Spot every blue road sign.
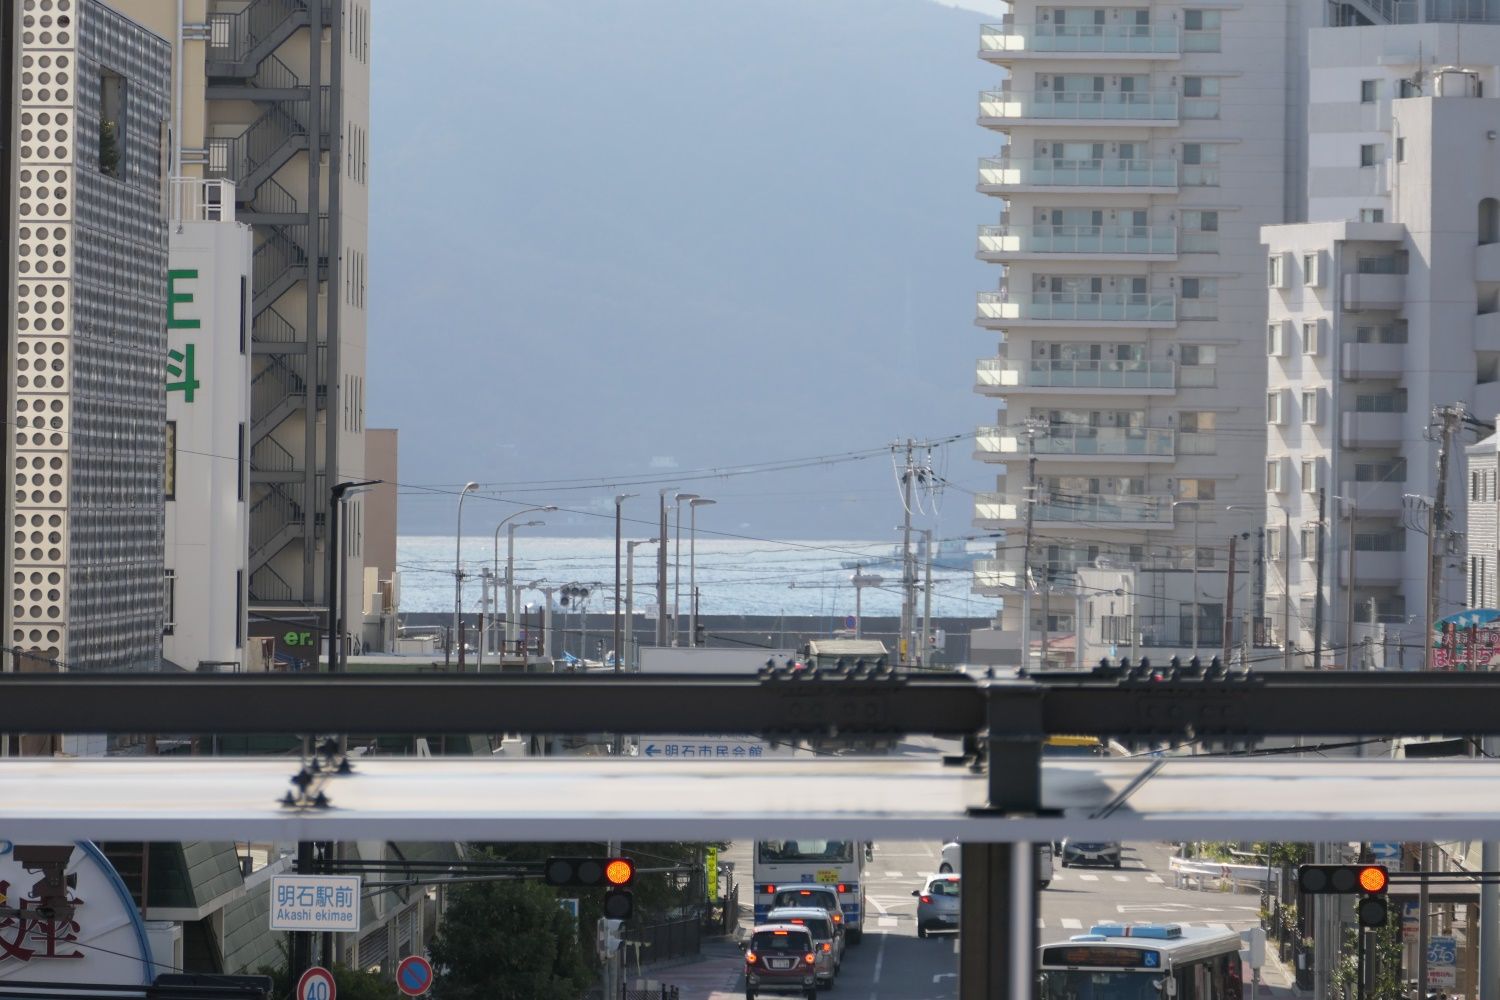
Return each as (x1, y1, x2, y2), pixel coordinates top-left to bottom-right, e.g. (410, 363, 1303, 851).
(396, 955, 433, 997)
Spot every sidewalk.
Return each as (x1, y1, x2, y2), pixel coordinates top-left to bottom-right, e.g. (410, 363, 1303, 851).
(626, 937, 744, 1000)
(1254, 938, 1307, 999)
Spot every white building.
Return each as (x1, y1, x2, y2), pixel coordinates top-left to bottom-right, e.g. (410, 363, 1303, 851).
(1464, 433, 1497, 611)
(971, 1, 1293, 665)
(162, 178, 252, 672)
(1262, 24, 1500, 666)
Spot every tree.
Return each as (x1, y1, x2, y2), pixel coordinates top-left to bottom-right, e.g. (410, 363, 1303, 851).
(429, 877, 592, 1000)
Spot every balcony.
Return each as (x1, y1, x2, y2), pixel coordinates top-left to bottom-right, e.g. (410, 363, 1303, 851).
(979, 22, 1181, 60)
(972, 557, 1019, 597)
(1342, 272, 1407, 311)
(975, 359, 1176, 395)
(972, 491, 1175, 529)
(978, 91, 1179, 128)
(978, 157, 1178, 194)
(975, 424, 1175, 463)
(1340, 410, 1405, 448)
(1341, 342, 1406, 380)
(1340, 548, 1407, 587)
(1339, 480, 1405, 517)
(977, 224, 1177, 262)
(1477, 312, 1500, 353)
(977, 292, 1177, 328)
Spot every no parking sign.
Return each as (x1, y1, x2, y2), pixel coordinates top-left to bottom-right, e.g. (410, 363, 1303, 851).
(396, 955, 434, 996)
(296, 967, 336, 1000)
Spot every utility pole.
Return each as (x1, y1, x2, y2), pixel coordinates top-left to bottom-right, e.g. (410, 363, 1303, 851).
(656, 490, 670, 647)
(1313, 489, 1326, 670)
(899, 439, 917, 666)
(1428, 403, 1465, 669)
(1344, 498, 1357, 671)
(1017, 419, 1045, 670)
(1223, 534, 1237, 665)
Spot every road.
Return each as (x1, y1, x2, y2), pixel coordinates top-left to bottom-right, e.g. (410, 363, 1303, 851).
(657, 840, 1291, 1000)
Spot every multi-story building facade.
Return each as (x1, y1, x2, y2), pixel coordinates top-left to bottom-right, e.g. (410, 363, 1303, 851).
(1464, 432, 1497, 612)
(7, 0, 173, 673)
(971, 1, 1292, 664)
(113, 0, 371, 664)
(1262, 23, 1500, 666)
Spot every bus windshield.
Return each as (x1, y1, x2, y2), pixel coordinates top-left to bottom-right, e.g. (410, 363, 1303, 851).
(1038, 970, 1165, 1000)
(756, 840, 855, 863)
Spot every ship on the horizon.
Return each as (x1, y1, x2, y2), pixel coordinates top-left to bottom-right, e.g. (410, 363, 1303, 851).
(839, 536, 995, 572)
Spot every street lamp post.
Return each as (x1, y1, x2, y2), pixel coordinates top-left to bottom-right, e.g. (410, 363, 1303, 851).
(326, 480, 380, 672)
(673, 492, 699, 645)
(689, 498, 715, 647)
(849, 565, 884, 639)
(1172, 500, 1201, 657)
(451, 482, 480, 668)
(1229, 503, 1294, 670)
(491, 505, 557, 657)
(625, 539, 658, 671)
(614, 494, 638, 670)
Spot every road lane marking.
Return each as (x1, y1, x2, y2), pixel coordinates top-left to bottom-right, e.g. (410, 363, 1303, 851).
(1146, 874, 1165, 883)
(1113, 875, 1129, 882)
(1078, 874, 1100, 881)
(883, 871, 904, 878)
(878, 917, 897, 927)
(871, 923, 887, 995)
(1061, 917, 1083, 929)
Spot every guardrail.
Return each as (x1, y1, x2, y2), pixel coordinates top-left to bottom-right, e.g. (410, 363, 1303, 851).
(1169, 856, 1280, 892)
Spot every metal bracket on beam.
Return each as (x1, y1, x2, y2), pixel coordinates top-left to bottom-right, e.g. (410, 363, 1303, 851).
(970, 683, 1058, 816)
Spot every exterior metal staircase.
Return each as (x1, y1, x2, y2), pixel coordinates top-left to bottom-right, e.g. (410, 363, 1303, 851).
(206, 0, 309, 78)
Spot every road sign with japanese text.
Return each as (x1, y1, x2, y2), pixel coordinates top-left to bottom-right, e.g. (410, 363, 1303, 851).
(270, 874, 362, 932)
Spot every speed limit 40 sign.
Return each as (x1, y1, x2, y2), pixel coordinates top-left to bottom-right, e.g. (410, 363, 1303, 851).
(297, 967, 337, 1000)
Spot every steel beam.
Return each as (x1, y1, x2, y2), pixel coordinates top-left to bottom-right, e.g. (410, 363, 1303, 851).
(959, 842, 1036, 999)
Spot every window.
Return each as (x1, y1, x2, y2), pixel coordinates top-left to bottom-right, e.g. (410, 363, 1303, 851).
(1183, 9, 1222, 50)
(1360, 144, 1380, 167)
(1301, 525, 1319, 558)
(1268, 322, 1287, 356)
(1267, 391, 1285, 424)
(1181, 276, 1217, 302)
(1355, 458, 1406, 482)
(1267, 458, 1286, 492)
(1303, 321, 1322, 356)
(164, 421, 177, 500)
(1360, 208, 1386, 223)
(1268, 255, 1286, 288)
(1475, 471, 1483, 502)
(1399, 78, 1419, 98)
(1355, 390, 1407, 413)
(236, 569, 244, 648)
(1181, 210, 1219, 252)
(1267, 527, 1284, 560)
(1181, 143, 1220, 186)
(164, 569, 176, 636)
(1180, 344, 1216, 366)
(1302, 390, 1321, 424)
(1361, 79, 1378, 103)
(98, 70, 125, 178)
(1396, 137, 1405, 163)
(1179, 411, 1217, 433)
(1177, 479, 1216, 500)
(1304, 252, 1324, 287)
(238, 423, 246, 501)
(1356, 322, 1407, 344)
(1182, 76, 1221, 118)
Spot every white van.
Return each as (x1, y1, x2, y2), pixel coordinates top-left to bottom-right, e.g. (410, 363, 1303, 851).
(939, 841, 1053, 889)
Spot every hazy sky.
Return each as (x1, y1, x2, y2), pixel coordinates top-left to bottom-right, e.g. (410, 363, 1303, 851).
(367, 0, 1002, 540)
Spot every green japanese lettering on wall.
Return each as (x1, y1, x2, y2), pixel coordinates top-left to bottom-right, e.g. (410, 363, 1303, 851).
(166, 269, 201, 329)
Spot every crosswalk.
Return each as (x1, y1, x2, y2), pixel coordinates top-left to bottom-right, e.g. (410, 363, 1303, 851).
(1038, 918, 1249, 931)
(885, 870, 1165, 884)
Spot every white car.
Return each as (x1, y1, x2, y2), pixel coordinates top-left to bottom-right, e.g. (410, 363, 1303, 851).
(939, 841, 1052, 888)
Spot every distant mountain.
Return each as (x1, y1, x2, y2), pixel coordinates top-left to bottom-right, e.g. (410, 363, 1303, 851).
(369, 0, 998, 538)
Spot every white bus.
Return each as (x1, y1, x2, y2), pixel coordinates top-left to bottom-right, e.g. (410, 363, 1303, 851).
(1037, 923, 1244, 1000)
(753, 839, 869, 944)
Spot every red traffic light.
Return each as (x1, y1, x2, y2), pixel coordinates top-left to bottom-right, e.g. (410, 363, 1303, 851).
(1358, 865, 1388, 893)
(605, 858, 635, 887)
(1297, 864, 1388, 895)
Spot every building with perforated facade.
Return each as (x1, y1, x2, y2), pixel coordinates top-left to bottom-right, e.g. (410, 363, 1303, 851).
(7, 0, 173, 672)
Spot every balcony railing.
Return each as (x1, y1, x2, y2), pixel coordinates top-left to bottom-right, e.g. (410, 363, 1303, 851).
(976, 491, 1175, 525)
(972, 558, 1019, 593)
(979, 157, 1178, 189)
(978, 358, 1176, 390)
(979, 90, 1179, 122)
(1026, 425, 1176, 458)
(978, 292, 1177, 324)
(980, 22, 1181, 55)
(977, 224, 1177, 256)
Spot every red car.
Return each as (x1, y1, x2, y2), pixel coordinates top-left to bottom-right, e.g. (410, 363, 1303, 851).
(744, 923, 820, 999)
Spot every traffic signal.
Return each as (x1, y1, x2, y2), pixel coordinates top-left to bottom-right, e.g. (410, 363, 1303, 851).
(544, 856, 636, 888)
(604, 888, 634, 920)
(1297, 864, 1389, 928)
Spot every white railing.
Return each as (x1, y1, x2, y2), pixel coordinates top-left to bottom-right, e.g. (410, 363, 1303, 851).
(169, 176, 237, 223)
(1015, 359, 1176, 389)
(979, 157, 1178, 189)
(978, 224, 1177, 256)
(980, 90, 1179, 122)
(1033, 494, 1174, 524)
(1027, 425, 1176, 458)
(978, 292, 1177, 323)
(980, 22, 1181, 54)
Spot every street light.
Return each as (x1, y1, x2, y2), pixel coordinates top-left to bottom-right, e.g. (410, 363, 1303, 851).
(614, 493, 638, 672)
(492, 505, 557, 656)
(1229, 503, 1294, 671)
(688, 498, 716, 647)
(452, 482, 480, 668)
(624, 538, 658, 671)
(326, 479, 380, 672)
(673, 492, 699, 645)
(1172, 500, 1202, 657)
(849, 565, 884, 639)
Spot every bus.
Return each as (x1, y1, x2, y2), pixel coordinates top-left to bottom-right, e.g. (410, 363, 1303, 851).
(1037, 923, 1243, 1000)
(753, 839, 869, 944)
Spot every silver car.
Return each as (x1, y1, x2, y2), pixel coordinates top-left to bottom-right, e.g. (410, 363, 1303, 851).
(766, 906, 840, 986)
(912, 873, 960, 938)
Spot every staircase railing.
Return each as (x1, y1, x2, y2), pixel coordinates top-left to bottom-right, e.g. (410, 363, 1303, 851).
(208, 0, 308, 66)
(249, 482, 304, 555)
(251, 436, 298, 475)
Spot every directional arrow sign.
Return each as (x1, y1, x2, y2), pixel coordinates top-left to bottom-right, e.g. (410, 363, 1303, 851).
(644, 744, 659, 757)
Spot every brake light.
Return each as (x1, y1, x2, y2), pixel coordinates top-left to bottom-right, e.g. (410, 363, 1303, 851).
(798, 890, 812, 896)
(836, 883, 847, 893)
(831, 913, 842, 923)
(746, 951, 758, 965)
(791, 918, 805, 924)
(920, 894, 933, 904)
(764, 884, 775, 894)
(822, 942, 831, 953)
(805, 952, 816, 965)
(773, 930, 789, 936)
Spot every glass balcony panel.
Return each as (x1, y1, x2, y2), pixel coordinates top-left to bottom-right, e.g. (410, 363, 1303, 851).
(972, 558, 1018, 592)
(1024, 359, 1175, 389)
(1032, 494, 1173, 524)
(1178, 365, 1217, 388)
(979, 157, 1178, 189)
(1024, 293, 1176, 323)
(1026, 425, 1176, 457)
(978, 225, 1177, 256)
(981, 22, 1181, 54)
(1183, 31, 1222, 52)
(979, 90, 1179, 121)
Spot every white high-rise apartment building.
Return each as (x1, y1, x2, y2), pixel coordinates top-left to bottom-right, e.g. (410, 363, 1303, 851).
(1263, 23, 1500, 667)
(971, 2, 1292, 665)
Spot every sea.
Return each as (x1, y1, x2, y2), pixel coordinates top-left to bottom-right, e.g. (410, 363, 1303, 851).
(396, 535, 995, 619)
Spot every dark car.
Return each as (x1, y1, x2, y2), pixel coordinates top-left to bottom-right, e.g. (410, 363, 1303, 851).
(1059, 839, 1122, 868)
(744, 923, 819, 999)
